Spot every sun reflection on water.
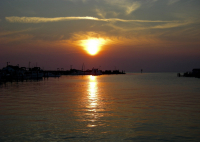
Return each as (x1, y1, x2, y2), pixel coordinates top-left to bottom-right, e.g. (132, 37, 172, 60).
(88, 76, 98, 109)
(86, 75, 100, 127)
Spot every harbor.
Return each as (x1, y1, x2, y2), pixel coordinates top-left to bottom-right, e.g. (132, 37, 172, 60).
(0, 64, 125, 82)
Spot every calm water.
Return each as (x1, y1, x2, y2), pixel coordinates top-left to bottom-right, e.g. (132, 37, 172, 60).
(0, 73, 200, 141)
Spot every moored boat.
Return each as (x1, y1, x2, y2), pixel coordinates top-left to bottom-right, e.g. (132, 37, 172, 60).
(91, 68, 102, 76)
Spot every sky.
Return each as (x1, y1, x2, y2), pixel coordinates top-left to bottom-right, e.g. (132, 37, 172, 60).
(0, 0, 200, 72)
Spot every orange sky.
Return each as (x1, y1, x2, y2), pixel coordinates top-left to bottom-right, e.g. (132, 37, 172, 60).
(0, 0, 200, 72)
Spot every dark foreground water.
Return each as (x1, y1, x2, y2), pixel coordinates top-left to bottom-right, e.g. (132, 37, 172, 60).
(0, 73, 200, 141)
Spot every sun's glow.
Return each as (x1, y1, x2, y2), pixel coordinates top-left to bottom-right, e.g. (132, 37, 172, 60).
(80, 38, 106, 55)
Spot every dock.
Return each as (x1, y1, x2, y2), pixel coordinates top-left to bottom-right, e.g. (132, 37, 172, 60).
(178, 68, 200, 78)
(0, 65, 126, 82)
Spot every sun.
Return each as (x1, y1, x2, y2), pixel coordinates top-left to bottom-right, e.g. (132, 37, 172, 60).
(80, 38, 106, 56)
(86, 39, 100, 55)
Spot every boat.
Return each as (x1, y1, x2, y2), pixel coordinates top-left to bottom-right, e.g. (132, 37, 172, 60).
(46, 72, 61, 77)
(25, 71, 43, 79)
(91, 68, 102, 76)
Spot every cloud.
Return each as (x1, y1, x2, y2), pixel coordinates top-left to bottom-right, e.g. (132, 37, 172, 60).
(0, 28, 38, 36)
(125, 2, 141, 15)
(6, 16, 174, 23)
(168, 0, 180, 5)
(101, 19, 192, 32)
(104, 0, 141, 15)
(5, 16, 98, 23)
(95, 8, 120, 19)
(68, 0, 88, 3)
(152, 21, 191, 29)
(95, 9, 107, 19)
(104, 18, 174, 23)
(0, 34, 34, 44)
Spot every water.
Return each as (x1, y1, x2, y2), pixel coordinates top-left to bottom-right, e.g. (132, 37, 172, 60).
(0, 73, 200, 141)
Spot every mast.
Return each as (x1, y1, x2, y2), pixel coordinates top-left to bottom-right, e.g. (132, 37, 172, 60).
(82, 63, 85, 71)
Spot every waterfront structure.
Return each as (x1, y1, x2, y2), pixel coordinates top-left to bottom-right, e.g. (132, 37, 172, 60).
(1, 64, 126, 82)
(178, 68, 200, 78)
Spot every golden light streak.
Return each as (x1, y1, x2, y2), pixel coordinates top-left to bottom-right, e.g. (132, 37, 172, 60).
(86, 75, 105, 128)
(88, 76, 97, 101)
(86, 75, 98, 127)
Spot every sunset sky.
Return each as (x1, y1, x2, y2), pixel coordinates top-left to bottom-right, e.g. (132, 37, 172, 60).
(0, 0, 200, 72)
